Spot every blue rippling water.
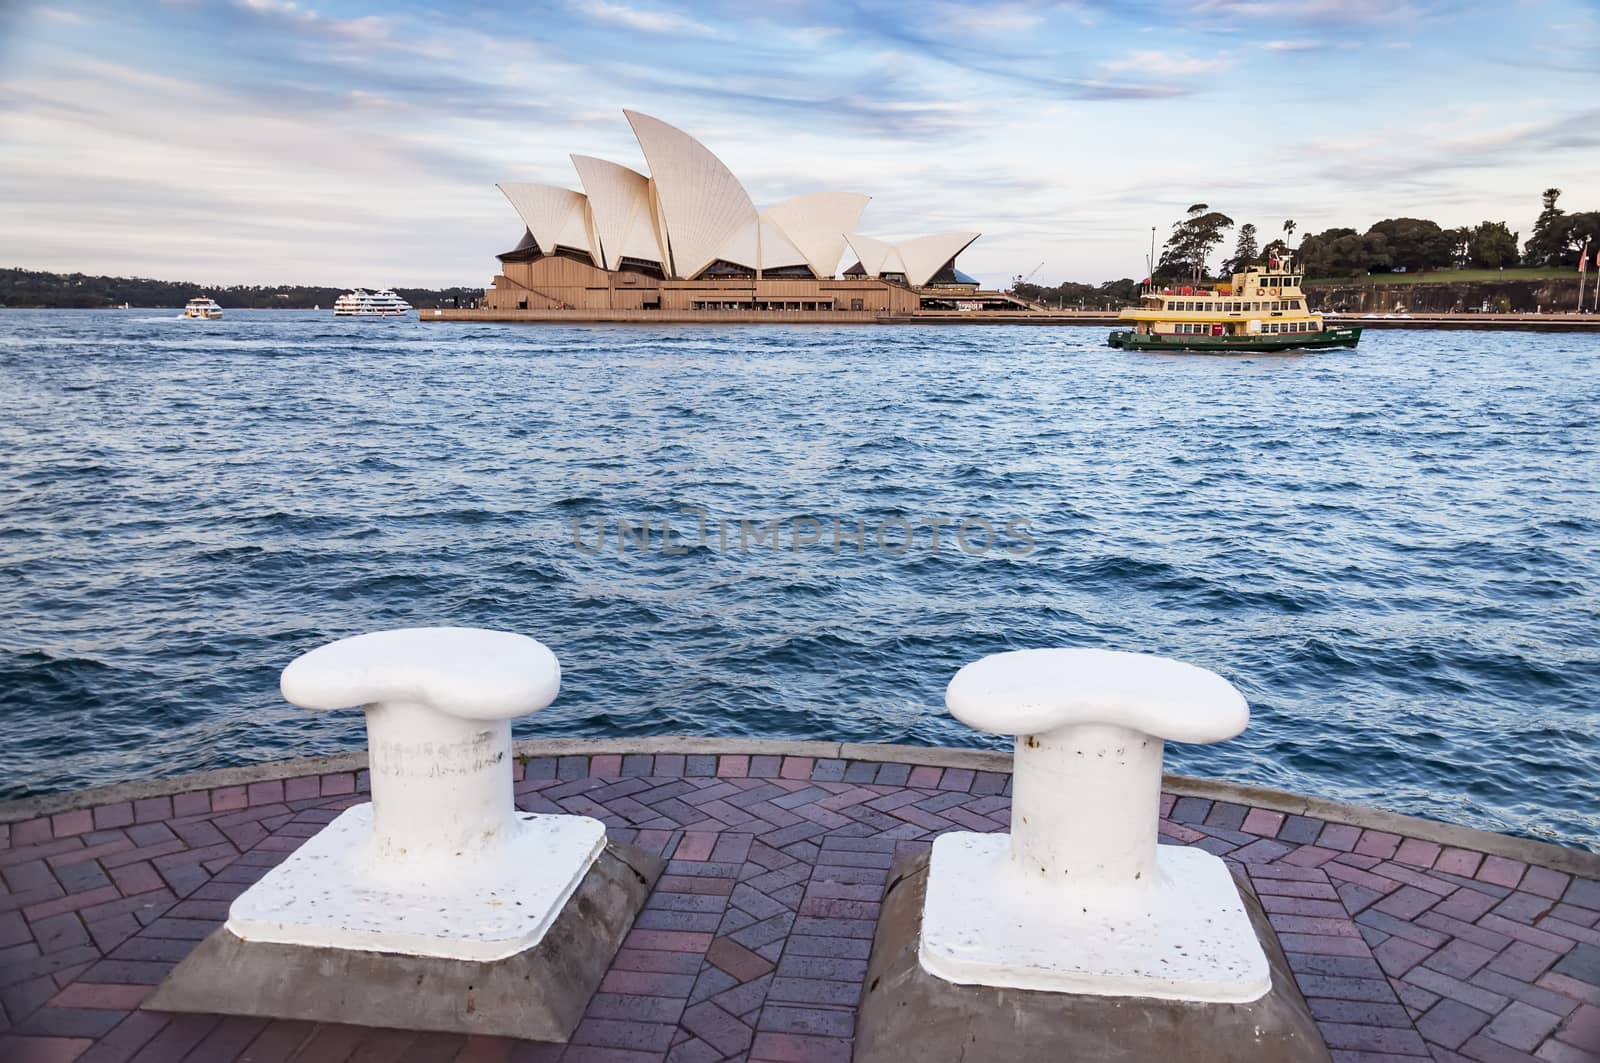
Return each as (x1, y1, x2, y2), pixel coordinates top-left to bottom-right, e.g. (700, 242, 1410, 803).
(1, 310, 1596, 850)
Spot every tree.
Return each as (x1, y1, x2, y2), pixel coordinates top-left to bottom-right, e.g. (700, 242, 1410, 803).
(1282, 219, 1297, 247)
(1365, 218, 1453, 271)
(1297, 228, 1357, 277)
(1468, 221, 1519, 269)
(1157, 203, 1235, 280)
(1524, 188, 1567, 265)
(1222, 223, 1259, 275)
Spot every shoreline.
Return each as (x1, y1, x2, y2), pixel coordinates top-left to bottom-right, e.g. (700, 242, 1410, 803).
(416, 306, 1600, 330)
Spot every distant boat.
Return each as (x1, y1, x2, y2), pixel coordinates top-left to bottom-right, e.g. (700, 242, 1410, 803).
(183, 296, 223, 319)
(333, 288, 412, 317)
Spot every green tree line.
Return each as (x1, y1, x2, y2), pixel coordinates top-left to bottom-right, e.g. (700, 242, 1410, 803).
(0, 268, 484, 309)
(1017, 189, 1600, 298)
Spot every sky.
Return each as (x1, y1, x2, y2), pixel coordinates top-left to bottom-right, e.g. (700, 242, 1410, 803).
(1, 0, 1596, 290)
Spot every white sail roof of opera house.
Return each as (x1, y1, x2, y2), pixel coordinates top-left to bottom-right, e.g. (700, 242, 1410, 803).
(496, 182, 598, 263)
(844, 231, 981, 288)
(568, 155, 662, 270)
(495, 110, 980, 285)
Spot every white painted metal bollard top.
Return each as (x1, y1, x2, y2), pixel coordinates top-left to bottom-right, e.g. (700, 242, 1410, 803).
(920, 647, 1271, 1002)
(225, 627, 607, 961)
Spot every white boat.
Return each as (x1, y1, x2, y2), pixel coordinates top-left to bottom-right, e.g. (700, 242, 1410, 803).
(333, 288, 412, 317)
(183, 296, 223, 319)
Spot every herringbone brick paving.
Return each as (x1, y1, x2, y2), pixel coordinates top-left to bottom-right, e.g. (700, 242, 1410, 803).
(1, 754, 1596, 1062)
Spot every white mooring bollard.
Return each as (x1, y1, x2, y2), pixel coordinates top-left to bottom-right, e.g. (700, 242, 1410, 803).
(920, 647, 1271, 1002)
(224, 627, 607, 961)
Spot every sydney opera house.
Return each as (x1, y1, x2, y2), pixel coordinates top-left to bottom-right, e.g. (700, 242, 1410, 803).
(452, 110, 1037, 322)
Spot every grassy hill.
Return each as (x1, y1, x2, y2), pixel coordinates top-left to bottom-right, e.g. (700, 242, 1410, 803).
(1305, 267, 1573, 287)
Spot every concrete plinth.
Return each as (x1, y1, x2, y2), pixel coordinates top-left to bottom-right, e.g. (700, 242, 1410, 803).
(856, 852, 1331, 1063)
(145, 841, 664, 1042)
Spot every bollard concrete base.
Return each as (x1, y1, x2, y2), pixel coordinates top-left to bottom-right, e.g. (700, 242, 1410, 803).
(855, 852, 1331, 1063)
(145, 840, 663, 1042)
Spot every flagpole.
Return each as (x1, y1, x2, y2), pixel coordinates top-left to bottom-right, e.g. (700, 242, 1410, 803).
(1580, 241, 1590, 313)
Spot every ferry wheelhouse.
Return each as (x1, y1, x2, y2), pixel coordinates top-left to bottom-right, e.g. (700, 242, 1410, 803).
(333, 288, 413, 317)
(183, 296, 223, 319)
(1108, 253, 1360, 353)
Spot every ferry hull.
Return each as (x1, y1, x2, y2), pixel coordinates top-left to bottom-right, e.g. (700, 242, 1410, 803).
(1107, 326, 1361, 353)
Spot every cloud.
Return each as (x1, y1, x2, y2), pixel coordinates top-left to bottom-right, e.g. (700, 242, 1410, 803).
(1102, 50, 1232, 76)
(574, 1, 719, 38)
(1263, 39, 1324, 52)
(931, 3, 1044, 35)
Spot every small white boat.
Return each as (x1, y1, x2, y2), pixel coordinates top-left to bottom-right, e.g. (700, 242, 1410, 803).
(333, 288, 412, 317)
(183, 296, 223, 319)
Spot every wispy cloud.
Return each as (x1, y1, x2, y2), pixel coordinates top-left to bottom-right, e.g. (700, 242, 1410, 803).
(1, 0, 1596, 288)
(573, 0, 720, 38)
(1103, 50, 1232, 76)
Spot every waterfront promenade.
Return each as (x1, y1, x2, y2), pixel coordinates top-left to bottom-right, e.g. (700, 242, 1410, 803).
(2, 740, 1596, 1063)
(420, 307, 1600, 329)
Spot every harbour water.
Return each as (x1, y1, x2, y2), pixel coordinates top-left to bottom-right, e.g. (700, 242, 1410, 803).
(1, 310, 1595, 850)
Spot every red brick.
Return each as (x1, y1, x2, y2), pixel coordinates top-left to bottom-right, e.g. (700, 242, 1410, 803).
(247, 780, 285, 806)
(51, 810, 93, 838)
(572, 1018, 676, 1052)
(906, 766, 942, 789)
(706, 937, 774, 982)
(1436, 848, 1484, 877)
(779, 758, 813, 781)
(0, 1034, 96, 1061)
(680, 1001, 751, 1056)
(1554, 1004, 1600, 1049)
(131, 798, 171, 825)
(1521, 866, 1572, 902)
(75, 1009, 169, 1060)
(209, 786, 248, 812)
(598, 970, 697, 998)
(1539, 973, 1600, 1008)
(24, 886, 122, 922)
(674, 833, 716, 862)
(611, 948, 704, 975)
(48, 983, 151, 1010)
(91, 805, 134, 832)
(106, 863, 162, 899)
(1242, 808, 1284, 837)
(1318, 823, 1362, 852)
(590, 755, 622, 778)
(12, 819, 54, 846)
(1283, 845, 1341, 868)
(717, 756, 749, 779)
(624, 929, 712, 953)
(751, 1031, 852, 1062)
(318, 773, 355, 796)
(1395, 838, 1442, 868)
(1354, 831, 1401, 860)
(1415, 997, 1492, 1049)
(283, 776, 321, 801)
(1478, 855, 1527, 890)
(170, 791, 210, 817)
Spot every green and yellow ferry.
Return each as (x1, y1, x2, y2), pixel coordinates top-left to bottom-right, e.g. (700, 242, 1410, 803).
(1107, 252, 1360, 353)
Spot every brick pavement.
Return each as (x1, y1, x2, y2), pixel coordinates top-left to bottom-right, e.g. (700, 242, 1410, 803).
(1, 753, 1596, 1062)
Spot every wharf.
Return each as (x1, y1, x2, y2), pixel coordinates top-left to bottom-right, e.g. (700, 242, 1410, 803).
(420, 308, 1600, 330)
(2, 738, 1596, 1063)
